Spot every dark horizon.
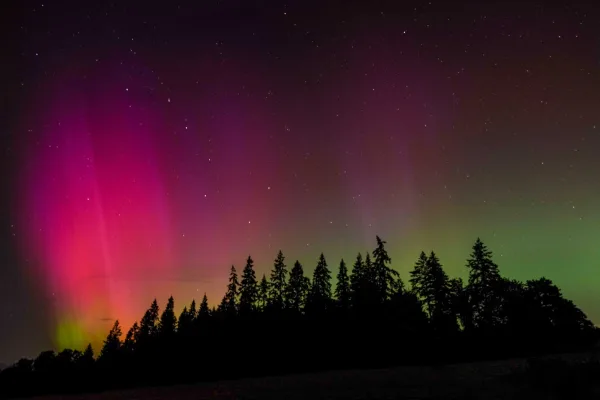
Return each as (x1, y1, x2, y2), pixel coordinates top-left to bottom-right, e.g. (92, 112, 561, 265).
(0, 236, 597, 398)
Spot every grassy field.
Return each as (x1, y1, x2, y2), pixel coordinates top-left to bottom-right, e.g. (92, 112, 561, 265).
(30, 352, 598, 400)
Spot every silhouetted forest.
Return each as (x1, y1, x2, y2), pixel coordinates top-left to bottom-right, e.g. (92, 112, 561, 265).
(0, 237, 597, 398)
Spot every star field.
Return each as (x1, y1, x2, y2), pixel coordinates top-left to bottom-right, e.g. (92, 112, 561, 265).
(1, 0, 599, 362)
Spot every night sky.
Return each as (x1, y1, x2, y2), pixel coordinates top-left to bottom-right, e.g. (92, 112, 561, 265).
(1, 0, 599, 363)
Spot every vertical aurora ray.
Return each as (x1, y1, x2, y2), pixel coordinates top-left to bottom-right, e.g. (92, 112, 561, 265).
(17, 61, 176, 349)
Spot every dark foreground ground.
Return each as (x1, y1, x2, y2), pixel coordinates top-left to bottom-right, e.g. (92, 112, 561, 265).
(28, 352, 600, 400)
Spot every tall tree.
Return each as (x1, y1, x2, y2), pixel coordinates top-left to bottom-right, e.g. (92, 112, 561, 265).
(222, 265, 239, 315)
(239, 256, 258, 315)
(410, 252, 449, 317)
(177, 306, 192, 334)
(198, 294, 210, 319)
(425, 252, 457, 332)
(409, 252, 429, 309)
(286, 260, 310, 312)
(159, 296, 177, 338)
(77, 343, 95, 371)
(188, 300, 197, 320)
(466, 238, 503, 329)
(335, 259, 351, 310)
(350, 253, 366, 308)
(372, 236, 399, 302)
(268, 250, 288, 310)
(307, 253, 332, 313)
(137, 299, 160, 344)
(123, 322, 139, 353)
(258, 274, 269, 310)
(99, 320, 122, 361)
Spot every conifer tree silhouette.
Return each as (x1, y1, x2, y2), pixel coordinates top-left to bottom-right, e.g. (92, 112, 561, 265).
(350, 252, 366, 309)
(425, 252, 458, 333)
(159, 296, 177, 338)
(99, 320, 122, 361)
(239, 256, 258, 315)
(286, 260, 310, 312)
(409, 252, 430, 311)
(198, 294, 210, 319)
(372, 236, 398, 302)
(258, 274, 269, 310)
(124, 321, 139, 353)
(178, 306, 192, 333)
(137, 299, 160, 346)
(79, 343, 95, 368)
(268, 250, 288, 311)
(188, 299, 197, 320)
(466, 238, 503, 329)
(307, 253, 332, 313)
(2, 234, 600, 398)
(335, 259, 350, 310)
(222, 265, 239, 316)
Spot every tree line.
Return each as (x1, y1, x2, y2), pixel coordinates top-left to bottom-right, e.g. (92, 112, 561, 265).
(0, 237, 597, 398)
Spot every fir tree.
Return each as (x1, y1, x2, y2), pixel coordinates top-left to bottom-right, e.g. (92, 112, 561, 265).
(188, 300, 197, 320)
(425, 252, 457, 332)
(350, 252, 365, 307)
(159, 296, 177, 338)
(286, 260, 310, 312)
(307, 253, 332, 313)
(137, 299, 160, 344)
(77, 343, 95, 371)
(99, 320, 122, 360)
(268, 250, 288, 310)
(467, 238, 501, 287)
(258, 274, 269, 310)
(123, 322, 139, 353)
(82, 343, 94, 363)
(409, 252, 429, 310)
(198, 294, 210, 319)
(223, 265, 239, 315)
(372, 236, 399, 302)
(239, 256, 258, 315)
(466, 238, 503, 329)
(335, 259, 351, 309)
(177, 306, 192, 334)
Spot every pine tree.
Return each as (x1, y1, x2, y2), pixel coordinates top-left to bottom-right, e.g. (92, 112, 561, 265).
(409, 252, 429, 309)
(99, 320, 122, 360)
(239, 256, 258, 315)
(137, 299, 160, 344)
(77, 343, 95, 370)
(307, 253, 332, 313)
(286, 260, 310, 312)
(425, 252, 457, 332)
(467, 238, 501, 287)
(223, 265, 239, 315)
(178, 306, 192, 334)
(123, 322, 139, 353)
(159, 296, 177, 338)
(189, 300, 197, 320)
(258, 274, 270, 310)
(466, 238, 503, 329)
(198, 294, 210, 319)
(268, 250, 288, 310)
(82, 343, 94, 360)
(448, 277, 469, 330)
(335, 259, 350, 309)
(350, 252, 365, 308)
(363, 252, 378, 305)
(372, 236, 399, 302)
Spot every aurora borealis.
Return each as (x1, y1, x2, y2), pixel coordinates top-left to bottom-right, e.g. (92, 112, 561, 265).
(2, 0, 600, 362)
